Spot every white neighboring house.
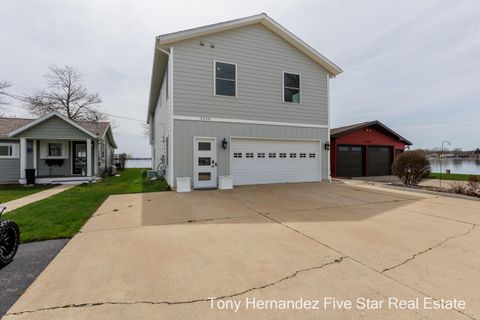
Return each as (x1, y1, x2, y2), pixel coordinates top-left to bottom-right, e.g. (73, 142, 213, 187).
(147, 13, 342, 188)
(0, 111, 117, 184)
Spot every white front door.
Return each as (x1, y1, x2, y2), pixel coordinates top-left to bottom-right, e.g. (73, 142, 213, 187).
(193, 137, 217, 188)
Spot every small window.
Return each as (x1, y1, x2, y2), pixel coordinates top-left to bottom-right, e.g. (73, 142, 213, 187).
(309, 153, 316, 158)
(257, 153, 265, 158)
(351, 146, 362, 152)
(268, 153, 276, 158)
(198, 172, 211, 181)
(338, 146, 349, 152)
(198, 157, 211, 166)
(198, 142, 211, 151)
(300, 153, 306, 158)
(0, 146, 12, 156)
(279, 153, 287, 158)
(290, 153, 297, 158)
(283, 72, 300, 103)
(0, 144, 14, 157)
(48, 143, 62, 157)
(215, 61, 236, 97)
(233, 152, 242, 158)
(246, 152, 254, 158)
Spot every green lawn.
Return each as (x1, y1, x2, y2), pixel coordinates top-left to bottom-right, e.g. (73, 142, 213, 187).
(6, 168, 169, 243)
(428, 173, 479, 181)
(0, 184, 56, 204)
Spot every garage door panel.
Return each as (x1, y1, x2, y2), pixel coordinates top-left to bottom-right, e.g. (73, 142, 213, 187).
(231, 139, 320, 185)
(337, 145, 364, 177)
(368, 146, 392, 176)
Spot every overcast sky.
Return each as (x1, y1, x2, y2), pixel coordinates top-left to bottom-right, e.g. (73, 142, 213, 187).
(1, 0, 479, 156)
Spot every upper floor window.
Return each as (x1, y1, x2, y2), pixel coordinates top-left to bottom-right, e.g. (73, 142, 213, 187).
(283, 72, 300, 103)
(215, 61, 237, 97)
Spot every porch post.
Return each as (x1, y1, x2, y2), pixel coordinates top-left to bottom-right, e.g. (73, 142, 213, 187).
(33, 140, 37, 175)
(86, 139, 92, 176)
(93, 140, 98, 176)
(20, 138, 27, 181)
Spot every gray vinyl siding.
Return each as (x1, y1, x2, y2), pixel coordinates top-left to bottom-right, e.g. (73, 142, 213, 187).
(153, 67, 171, 177)
(0, 139, 20, 182)
(173, 119, 328, 185)
(16, 117, 92, 140)
(172, 24, 329, 125)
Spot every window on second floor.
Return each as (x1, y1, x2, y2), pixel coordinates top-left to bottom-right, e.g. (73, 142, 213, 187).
(215, 61, 237, 97)
(283, 72, 300, 103)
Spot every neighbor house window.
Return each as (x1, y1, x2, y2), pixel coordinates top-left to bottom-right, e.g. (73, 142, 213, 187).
(0, 143, 17, 158)
(283, 72, 300, 103)
(215, 61, 237, 97)
(48, 143, 62, 157)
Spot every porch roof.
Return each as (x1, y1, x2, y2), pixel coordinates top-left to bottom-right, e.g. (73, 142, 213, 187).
(0, 112, 111, 141)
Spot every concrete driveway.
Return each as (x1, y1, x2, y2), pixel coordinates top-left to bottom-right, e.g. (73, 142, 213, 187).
(3, 182, 480, 319)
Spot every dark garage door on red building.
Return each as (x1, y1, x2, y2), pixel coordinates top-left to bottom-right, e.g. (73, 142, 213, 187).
(337, 145, 364, 177)
(331, 121, 412, 178)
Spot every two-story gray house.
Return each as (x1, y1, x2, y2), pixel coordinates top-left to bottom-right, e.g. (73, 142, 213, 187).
(147, 13, 342, 188)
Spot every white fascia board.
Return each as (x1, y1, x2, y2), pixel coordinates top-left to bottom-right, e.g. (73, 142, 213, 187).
(8, 111, 98, 139)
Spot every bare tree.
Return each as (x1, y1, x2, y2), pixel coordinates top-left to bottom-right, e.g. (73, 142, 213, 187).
(23, 65, 105, 121)
(0, 81, 12, 116)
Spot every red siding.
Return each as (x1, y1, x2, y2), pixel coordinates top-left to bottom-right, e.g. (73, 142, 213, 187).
(331, 126, 408, 177)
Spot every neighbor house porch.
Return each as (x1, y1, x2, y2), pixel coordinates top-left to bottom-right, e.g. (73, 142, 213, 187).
(19, 138, 100, 185)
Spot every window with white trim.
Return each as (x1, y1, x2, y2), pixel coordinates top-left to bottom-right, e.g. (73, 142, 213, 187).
(215, 61, 236, 97)
(48, 143, 62, 157)
(283, 72, 300, 103)
(0, 143, 18, 158)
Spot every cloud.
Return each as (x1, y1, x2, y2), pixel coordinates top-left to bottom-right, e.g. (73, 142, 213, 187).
(1, 0, 479, 155)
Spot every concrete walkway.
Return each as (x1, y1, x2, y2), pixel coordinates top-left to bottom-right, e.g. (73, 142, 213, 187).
(351, 175, 467, 189)
(2, 185, 75, 213)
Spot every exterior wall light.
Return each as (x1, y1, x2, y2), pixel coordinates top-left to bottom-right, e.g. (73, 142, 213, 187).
(221, 138, 228, 149)
(324, 141, 331, 150)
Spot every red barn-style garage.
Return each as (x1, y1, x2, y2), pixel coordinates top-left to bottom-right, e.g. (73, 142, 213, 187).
(330, 121, 412, 177)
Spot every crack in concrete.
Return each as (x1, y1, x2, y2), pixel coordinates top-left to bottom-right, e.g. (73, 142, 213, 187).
(93, 205, 135, 217)
(5, 257, 346, 316)
(247, 205, 478, 320)
(382, 224, 476, 273)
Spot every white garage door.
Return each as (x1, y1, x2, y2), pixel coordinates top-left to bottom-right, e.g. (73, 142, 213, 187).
(231, 138, 321, 185)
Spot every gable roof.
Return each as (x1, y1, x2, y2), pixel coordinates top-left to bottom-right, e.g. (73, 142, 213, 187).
(158, 13, 343, 76)
(331, 120, 413, 145)
(1, 112, 116, 147)
(0, 118, 33, 138)
(147, 13, 343, 121)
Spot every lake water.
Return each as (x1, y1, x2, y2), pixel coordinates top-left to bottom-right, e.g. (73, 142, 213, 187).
(125, 158, 480, 175)
(126, 159, 152, 169)
(429, 158, 480, 175)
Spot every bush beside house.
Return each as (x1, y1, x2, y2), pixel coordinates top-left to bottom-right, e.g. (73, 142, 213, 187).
(392, 151, 431, 186)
